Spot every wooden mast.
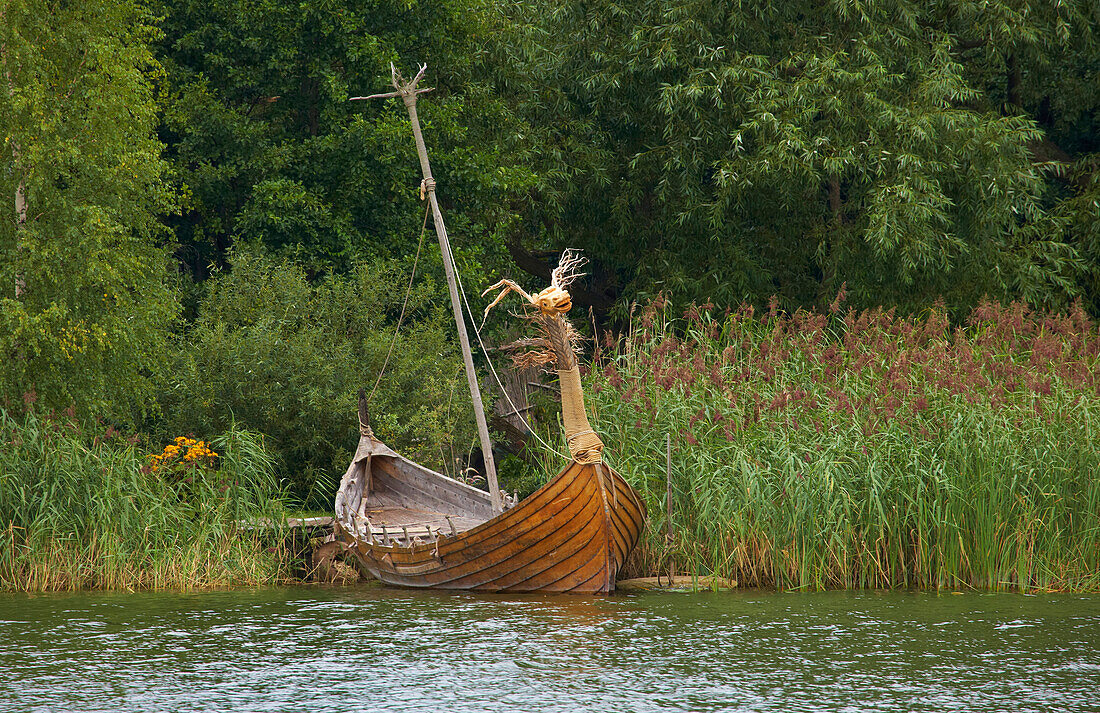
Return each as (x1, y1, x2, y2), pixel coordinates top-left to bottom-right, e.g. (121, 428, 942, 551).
(352, 64, 502, 513)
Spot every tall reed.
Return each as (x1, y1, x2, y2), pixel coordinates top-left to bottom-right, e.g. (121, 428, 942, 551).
(0, 411, 290, 591)
(588, 297, 1100, 591)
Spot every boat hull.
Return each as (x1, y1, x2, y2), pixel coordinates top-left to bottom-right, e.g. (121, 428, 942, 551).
(336, 460, 646, 594)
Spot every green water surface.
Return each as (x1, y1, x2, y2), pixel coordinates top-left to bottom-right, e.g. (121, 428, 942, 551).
(1, 586, 1097, 712)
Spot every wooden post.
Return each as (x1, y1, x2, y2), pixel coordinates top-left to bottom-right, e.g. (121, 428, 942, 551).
(666, 432, 675, 582)
(352, 64, 502, 513)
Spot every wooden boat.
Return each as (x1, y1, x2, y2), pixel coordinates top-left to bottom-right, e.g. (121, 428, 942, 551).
(333, 66, 645, 593)
(332, 430, 645, 594)
(332, 259, 646, 593)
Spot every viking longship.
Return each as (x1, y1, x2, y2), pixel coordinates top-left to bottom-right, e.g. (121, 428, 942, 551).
(333, 255, 646, 593)
(332, 64, 645, 593)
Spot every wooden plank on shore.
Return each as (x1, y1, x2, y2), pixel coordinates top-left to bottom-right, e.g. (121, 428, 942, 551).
(616, 575, 738, 592)
(238, 516, 334, 530)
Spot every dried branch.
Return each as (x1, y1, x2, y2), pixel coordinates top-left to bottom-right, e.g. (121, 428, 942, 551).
(351, 63, 435, 101)
(550, 248, 588, 290)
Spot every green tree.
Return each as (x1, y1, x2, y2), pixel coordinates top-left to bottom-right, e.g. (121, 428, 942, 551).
(156, 0, 532, 282)
(0, 0, 179, 418)
(496, 0, 1100, 314)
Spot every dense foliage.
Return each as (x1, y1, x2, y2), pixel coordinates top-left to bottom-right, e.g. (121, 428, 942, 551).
(4, 0, 1100, 590)
(497, 0, 1100, 314)
(155, 0, 530, 283)
(590, 298, 1100, 590)
(156, 247, 478, 505)
(0, 409, 287, 591)
(0, 0, 179, 418)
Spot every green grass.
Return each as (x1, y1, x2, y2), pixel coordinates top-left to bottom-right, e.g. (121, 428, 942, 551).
(0, 410, 291, 592)
(587, 298, 1100, 591)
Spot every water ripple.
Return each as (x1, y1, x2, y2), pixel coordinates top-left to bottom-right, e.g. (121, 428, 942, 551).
(1, 588, 1098, 712)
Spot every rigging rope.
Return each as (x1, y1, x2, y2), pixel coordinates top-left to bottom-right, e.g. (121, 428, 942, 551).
(371, 182, 570, 461)
(366, 201, 430, 405)
(446, 244, 570, 461)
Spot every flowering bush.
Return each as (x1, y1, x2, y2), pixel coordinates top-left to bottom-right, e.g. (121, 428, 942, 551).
(589, 294, 1100, 591)
(146, 437, 219, 474)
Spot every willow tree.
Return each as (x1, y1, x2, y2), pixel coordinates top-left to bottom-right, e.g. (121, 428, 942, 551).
(0, 0, 178, 418)
(496, 0, 1099, 313)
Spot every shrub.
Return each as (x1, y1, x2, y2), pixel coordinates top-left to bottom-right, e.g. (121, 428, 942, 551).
(157, 247, 478, 506)
(590, 296, 1100, 591)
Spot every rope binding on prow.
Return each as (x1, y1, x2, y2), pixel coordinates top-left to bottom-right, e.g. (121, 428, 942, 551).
(481, 249, 604, 465)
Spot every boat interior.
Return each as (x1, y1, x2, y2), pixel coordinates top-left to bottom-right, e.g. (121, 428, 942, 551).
(335, 437, 515, 548)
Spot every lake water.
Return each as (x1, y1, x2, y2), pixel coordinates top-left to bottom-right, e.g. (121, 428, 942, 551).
(2, 585, 1098, 712)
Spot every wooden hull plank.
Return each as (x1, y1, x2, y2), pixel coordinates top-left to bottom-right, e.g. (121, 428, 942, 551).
(366, 471, 601, 588)
(440, 489, 604, 589)
(372, 463, 586, 567)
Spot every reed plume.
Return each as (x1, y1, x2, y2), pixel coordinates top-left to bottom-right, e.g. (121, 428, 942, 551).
(588, 297, 1100, 592)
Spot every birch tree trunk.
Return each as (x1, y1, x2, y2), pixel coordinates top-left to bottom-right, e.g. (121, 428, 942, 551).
(12, 162, 25, 298)
(0, 26, 26, 299)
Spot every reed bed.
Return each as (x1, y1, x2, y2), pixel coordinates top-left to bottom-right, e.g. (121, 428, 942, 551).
(588, 297, 1100, 591)
(0, 411, 289, 592)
